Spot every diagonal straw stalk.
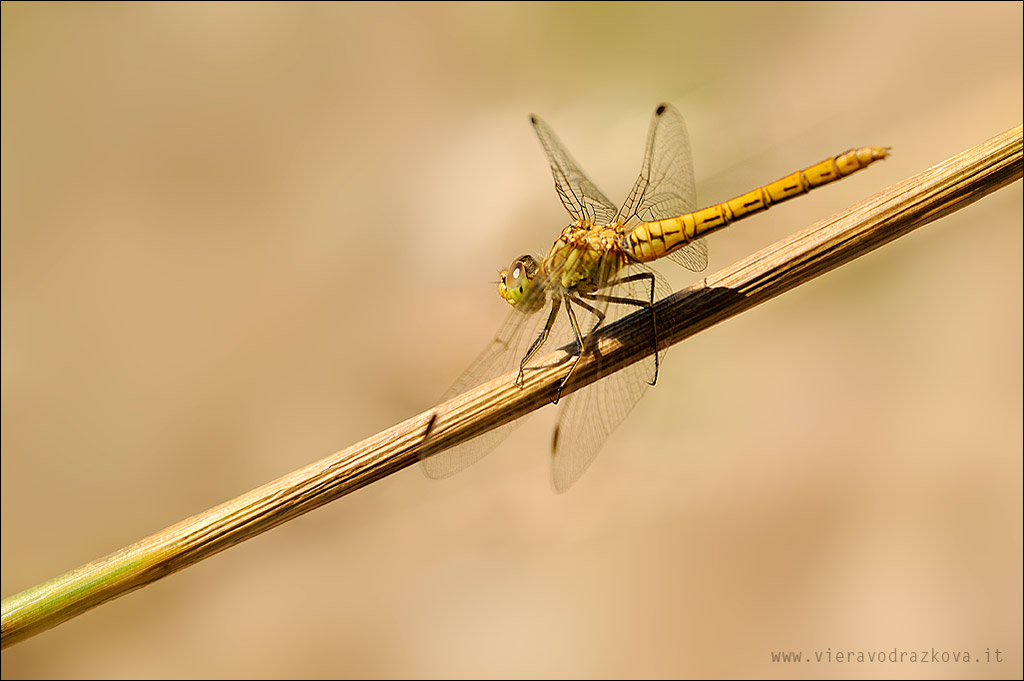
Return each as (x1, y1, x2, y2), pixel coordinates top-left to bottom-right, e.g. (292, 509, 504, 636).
(2, 124, 1021, 649)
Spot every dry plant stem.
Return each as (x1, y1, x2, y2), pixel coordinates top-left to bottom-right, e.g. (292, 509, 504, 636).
(2, 124, 1021, 650)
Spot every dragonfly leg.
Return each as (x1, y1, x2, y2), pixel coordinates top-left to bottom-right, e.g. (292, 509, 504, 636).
(569, 295, 607, 336)
(517, 297, 561, 388)
(580, 271, 660, 386)
(555, 295, 590, 404)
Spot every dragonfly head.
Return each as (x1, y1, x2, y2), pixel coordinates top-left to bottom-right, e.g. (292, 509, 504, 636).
(498, 255, 542, 310)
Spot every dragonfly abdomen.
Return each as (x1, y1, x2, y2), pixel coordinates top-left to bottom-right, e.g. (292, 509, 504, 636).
(623, 146, 889, 263)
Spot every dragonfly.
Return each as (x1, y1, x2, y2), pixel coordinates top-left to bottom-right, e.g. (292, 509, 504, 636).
(422, 103, 888, 491)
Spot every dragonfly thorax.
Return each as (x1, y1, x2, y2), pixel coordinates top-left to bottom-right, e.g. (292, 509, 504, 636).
(545, 223, 626, 295)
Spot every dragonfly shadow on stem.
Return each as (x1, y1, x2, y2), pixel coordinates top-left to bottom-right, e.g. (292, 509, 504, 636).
(552, 278, 747, 398)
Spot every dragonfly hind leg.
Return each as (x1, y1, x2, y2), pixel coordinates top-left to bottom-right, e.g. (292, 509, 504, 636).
(578, 271, 661, 386)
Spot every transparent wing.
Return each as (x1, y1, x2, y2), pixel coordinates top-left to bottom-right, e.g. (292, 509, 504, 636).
(615, 103, 708, 273)
(420, 307, 533, 479)
(666, 239, 708, 272)
(550, 264, 673, 492)
(531, 114, 619, 225)
(421, 270, 571, 480)
(615, 103, 697, 225)
(551, 355, 652, 492)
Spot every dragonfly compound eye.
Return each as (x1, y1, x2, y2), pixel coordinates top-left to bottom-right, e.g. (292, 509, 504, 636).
(498, 256, 538, 307)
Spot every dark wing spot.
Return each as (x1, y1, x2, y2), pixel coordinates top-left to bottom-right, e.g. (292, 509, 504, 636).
(655, 104, 666, 116)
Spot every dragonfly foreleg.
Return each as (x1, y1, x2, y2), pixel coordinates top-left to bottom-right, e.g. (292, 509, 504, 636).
(554, 294, 590, 404)
(517, 296, 562, 388)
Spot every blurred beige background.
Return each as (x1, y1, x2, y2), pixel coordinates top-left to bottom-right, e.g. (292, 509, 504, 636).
(2, 2, 1021, 678)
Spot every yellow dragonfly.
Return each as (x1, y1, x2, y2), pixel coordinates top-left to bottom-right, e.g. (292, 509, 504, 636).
(423, 103, 888, 491)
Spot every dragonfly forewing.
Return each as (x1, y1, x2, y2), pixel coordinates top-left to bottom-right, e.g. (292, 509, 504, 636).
(615, 103, 708, 273)
(530, 113, 619, 226)
(615, 103, 698, 226)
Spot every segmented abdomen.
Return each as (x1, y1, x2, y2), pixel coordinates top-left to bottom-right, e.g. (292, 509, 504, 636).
(623, 146, 889, 263)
